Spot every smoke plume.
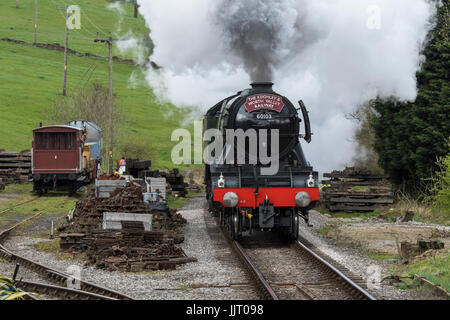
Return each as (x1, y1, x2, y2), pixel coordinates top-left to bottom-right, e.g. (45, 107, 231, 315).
(136, 0, 437, 174)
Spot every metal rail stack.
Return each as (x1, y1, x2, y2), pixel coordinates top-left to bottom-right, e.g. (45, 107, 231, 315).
(0, 150, 31, 188)
(322, 167, 393, 212)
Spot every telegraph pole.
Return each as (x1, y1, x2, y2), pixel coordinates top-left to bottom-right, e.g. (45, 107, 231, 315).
(53, 7, 71, 96)
(34, 0, 38, 44)
(16, 1, 19, 9)
(108, 36, 114, 174)
(63, 9, 69, 96)
(93, 36, 132, 173)
(94, 36, 115, 173)
(56, 6, 70, 96)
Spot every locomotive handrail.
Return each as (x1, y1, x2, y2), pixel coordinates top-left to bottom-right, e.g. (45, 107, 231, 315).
(298, 100, 312, 143)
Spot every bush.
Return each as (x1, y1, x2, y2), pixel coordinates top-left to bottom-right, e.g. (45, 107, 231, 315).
(426, 142, 450, 217)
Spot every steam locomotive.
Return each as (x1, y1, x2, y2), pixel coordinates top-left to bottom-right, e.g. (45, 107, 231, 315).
(32, 120, 102, 195)
(204, 83, 319, 240)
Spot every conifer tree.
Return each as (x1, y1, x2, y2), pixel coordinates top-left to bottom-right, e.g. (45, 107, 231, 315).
(372, 1, 450, 192)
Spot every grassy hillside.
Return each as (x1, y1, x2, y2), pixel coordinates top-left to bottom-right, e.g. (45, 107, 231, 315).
(0, 0, 150, 59)
(0, 0, 196, 169)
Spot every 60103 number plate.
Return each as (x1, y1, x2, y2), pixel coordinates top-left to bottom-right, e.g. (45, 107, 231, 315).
(256, 113, 272, 120)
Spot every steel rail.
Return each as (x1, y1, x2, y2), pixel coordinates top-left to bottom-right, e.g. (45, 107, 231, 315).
(0, 215, 134, 300)
(218, 219, 278, 300)
(295, 240, 376, 300)
(231, 239, 279, 300)
(217, 202, 375, 300)
(18, 280, 117, 300)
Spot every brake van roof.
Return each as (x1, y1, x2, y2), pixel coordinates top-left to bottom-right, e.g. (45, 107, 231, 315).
(33, 125, 82, 133)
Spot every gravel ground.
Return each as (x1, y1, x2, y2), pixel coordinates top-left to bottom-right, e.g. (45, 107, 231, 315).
(3, 197, 259, 300)
(299, 210, 441, 300)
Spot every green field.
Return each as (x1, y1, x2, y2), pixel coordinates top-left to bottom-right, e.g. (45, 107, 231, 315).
(0, 0, 196, 169)
(0, 0, 151, 59)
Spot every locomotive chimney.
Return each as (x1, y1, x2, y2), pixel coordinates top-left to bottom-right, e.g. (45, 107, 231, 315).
(250, 82, 274, 92)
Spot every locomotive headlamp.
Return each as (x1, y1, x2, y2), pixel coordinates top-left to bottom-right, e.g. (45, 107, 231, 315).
(295, 192, 311, 208)
(218, 173, 225, 188)
(307, 174, 315, 188)
(223, 192, 239, 207)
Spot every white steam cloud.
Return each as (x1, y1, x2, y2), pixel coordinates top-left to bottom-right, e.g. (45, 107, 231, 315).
(136, 0, 436, 174)
(108, 2, 150, 64)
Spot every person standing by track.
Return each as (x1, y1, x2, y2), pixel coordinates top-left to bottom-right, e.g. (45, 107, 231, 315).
(118, 157, 126, 175)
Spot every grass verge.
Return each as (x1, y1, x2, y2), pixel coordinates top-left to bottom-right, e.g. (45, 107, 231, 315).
(34, 238, 86, 261)
(168, 189, 205, 210)
(392, 251, 450, 293)
(0, 183, 80, 215)
(365, 249, 399, 261)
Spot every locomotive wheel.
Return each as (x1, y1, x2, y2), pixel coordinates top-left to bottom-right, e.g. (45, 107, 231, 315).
(219, 207, 225, 226)
(231, 209, 240, 240)
(212, 201, 221, 218)
(69, 183, 77, 197)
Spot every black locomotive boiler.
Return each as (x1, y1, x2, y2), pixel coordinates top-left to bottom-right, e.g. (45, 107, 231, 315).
(204, 82, 319, 240)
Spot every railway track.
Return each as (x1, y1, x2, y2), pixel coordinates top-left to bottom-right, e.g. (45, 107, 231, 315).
(18, 280, 117, 300)
(0, 197, 39, 216)
(292, 240, 375, 300)
(220, 222, 375, 300)
(0, 212, 134, 300)
(230, 239, 279, 300)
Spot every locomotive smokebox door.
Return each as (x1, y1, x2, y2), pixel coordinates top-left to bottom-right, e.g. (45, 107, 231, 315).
(259, 197, 275, 229)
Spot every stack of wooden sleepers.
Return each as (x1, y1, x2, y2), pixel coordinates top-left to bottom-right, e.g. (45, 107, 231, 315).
(58, 182, 191, 272)
(0, 150, 31, 188)
(322, 167, 394, 212)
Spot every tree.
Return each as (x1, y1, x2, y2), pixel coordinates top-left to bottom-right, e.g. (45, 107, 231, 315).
(425, 141, 450, 216)
(372, 1, 450, 193)
(47, 82, 124, 168)
(348, 101, 383, 173)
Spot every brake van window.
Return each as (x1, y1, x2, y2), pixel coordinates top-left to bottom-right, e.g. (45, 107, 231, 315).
(35, 132, 76, 150)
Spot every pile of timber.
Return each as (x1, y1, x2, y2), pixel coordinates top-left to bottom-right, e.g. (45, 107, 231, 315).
(165, 169, 188, 197)
(97, 173, 125, 181)
(60, 183, 186, 238)
(125, 158, 152, 178)
(60, 222, 195, 272)
(0, 150, 31, 186)
(400, 240, 445, 260)
(58, 183, 190, 272)
(322, 167, 394, 212)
